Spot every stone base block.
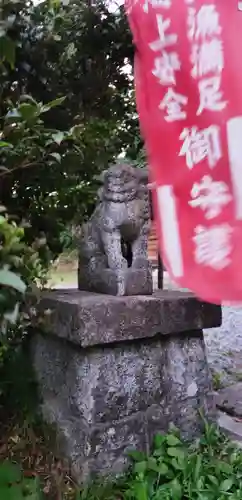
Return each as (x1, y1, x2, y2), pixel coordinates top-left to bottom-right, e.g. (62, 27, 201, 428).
(31, 290, 221, 482)
(31, 331, 215, 482)
(78, 266, 153, 296)
(32, 331, 212, 480)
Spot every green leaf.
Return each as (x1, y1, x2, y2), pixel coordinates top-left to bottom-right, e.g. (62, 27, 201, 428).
(19, 103, 39, 121)
(0, 141, 12, 147)
(194, 454, 202, 481)
(171, 458, 184, 470)
(220, 478, 234, 492)
(128, 450, 146, 462)
(0, 27, 7, 37)
(0, 36, 15, 68)
(19, 95, 38, 105)
(52, 131, 65, 145)
(0, 269, 27, 293)
(170, 478, 182, 500)
(166, 435, 181, 447)
(0, 484, 23, 500)
(41, 96, 66, 113)
(208, 475, 218, 486)
(196, 477, 204, 490)
(53, 34, 62, 41)
(167, 447, 185, 460)
(0, 461, 21, 485)
(153, 433, 165, 449)
(158, 463, 169, 475)
(69, 124, 83, 138)
(134, 461, 147, 474)
(49, 152, 61, 163)
(217, 461, 233, 474)
(4, 302, 20, 324)
(146, 457, 169, 475)
(5, 109, 22, 121)
(0, 476, 40, 500)
(146, 457, 159, 473)
(133, 482, 148, 500)
(22, 476, 41, 499)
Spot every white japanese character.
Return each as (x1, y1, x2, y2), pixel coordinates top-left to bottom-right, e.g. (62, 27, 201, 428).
(188, 5, 221, 41)
(150, 14, 177, 51)
(143, 0, 171, 12)
(193, 224, 232, 270)
(152, 52, 181, 85)
(197, 76, 227, 115)
(179, 125, 222, 169)
(159, 88, 188, 121)
(187, 7, 197, 40)
(196, 5, 221, 39)
(189, 175, 232, 219)
(191, 39, 224, 78)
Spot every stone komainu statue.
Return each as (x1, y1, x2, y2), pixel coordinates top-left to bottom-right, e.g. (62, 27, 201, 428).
(77, 163, 153, 296)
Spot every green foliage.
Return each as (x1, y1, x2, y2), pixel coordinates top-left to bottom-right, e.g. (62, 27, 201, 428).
(0, 89, 100, 259)
(78, 425, 242, 500)
(0, 0, 137, 259)
(1, 422, 242, 499)
(0, 211, 47, 335)
(0, 0, 90, 338)
(212, 371, 224, 391)
(1, 95, 68, 175)
(0, 461, 41, 499)
(0, 336, 39, 417)
(134, 147, 148, 169)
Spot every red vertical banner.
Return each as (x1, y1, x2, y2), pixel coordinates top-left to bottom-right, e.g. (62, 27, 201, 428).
(125, 0, 242, 304)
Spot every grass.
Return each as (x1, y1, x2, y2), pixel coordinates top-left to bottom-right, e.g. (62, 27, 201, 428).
(0, 417, 76, 499)
(1, 421, 242, 499)
(47, 261, 78, 288)
(0, 342, 76, 499)
(212, 372, 225, 391)
(48, 269, 77, 288)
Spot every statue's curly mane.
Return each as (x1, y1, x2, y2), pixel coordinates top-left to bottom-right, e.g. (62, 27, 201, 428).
(100, 163, 147, 203)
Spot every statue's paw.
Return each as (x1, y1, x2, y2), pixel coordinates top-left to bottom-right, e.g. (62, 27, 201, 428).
(119, 258, 128, 270)
(117, 280, 125, 296)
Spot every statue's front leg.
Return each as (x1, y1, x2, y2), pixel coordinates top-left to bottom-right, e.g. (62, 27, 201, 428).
(102, 229, 128, 296)
(102, 229, 127, 270)
(132, 221, 150, 269)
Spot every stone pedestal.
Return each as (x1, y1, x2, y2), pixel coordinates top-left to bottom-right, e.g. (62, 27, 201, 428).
(78, 265, 153, 296)
(31, 289, 221, 482)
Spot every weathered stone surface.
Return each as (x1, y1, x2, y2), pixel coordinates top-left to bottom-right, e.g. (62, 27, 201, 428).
(34, 289, 222, 347)
(162, 332, 212, 401)
(77, 163, 152, 296)
(216, 383, 242, 417)
(78, 266, 153, 296)
(218, 411, 242, 444)
(30, 290, 222, 481)
(31, 288, 220, 481)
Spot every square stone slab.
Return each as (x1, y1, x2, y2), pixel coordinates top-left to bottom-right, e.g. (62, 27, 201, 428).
(33, 289, 222, 347)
